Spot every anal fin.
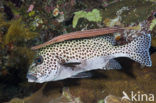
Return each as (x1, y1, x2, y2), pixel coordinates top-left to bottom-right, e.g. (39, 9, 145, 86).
(70, 72, 92, 78)
(103, 59, 122, 70)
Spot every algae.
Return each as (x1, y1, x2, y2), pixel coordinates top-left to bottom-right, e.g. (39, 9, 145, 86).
(0, 17, 37, 68)
(30, 16, 43, 31)
(72, 9, 102, 28)
(149, 0, 156, 2)
(28, 11, 35, 17)
(0, 11, 39, 102)
(9, 98, 24, 103)
(150, 18, 156, 31)
(4, 18, 38, 44)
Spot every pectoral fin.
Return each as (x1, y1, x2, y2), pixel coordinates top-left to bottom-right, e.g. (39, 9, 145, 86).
(63, 62, 81, 67)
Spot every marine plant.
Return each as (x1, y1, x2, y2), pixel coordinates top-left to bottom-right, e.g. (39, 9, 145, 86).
(4, 18, 38, 44)
(29, 16, 43, 31)
(0, 14, 38, 76)
(72, 9, 102, 28)
(149, 18, 156, 31)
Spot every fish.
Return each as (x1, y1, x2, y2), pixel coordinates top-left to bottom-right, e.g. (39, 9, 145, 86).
(27, 33, 152, 83)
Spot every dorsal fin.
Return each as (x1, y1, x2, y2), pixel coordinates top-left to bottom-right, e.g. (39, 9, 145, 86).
(31, 27, 125, 50)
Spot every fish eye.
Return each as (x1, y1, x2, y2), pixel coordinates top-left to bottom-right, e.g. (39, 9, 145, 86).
(35, 56, 43, 65)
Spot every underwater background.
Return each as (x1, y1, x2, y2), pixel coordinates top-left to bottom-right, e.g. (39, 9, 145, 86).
(0, 0, 156, 103)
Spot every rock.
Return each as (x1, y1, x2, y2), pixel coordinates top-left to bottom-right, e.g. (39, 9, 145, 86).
(104, 95, 131, 103)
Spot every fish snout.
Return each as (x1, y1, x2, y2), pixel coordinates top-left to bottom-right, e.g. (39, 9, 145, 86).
(27, 73, 38, 82)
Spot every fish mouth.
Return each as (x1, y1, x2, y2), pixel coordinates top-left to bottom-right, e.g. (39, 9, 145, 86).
(27, 73, 38, 82)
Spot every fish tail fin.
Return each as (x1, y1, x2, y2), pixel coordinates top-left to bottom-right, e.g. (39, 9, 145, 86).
(122, 34, 152, 67)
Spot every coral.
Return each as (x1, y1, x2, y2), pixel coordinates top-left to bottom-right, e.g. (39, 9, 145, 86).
(27, 4, 34, 12)
(104, 17, 122, 27)
(53, 8, 59, 17)
(62, 87, 82, 103)
(103, 7, 129, 27)
(56, 13, 65, 23)
(72, 9, 102, 28)
(101, 0, 156, 26)
(30, 16, 43, 31)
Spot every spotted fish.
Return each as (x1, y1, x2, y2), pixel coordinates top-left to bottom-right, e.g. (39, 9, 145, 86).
(27, 34, 152, 83)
